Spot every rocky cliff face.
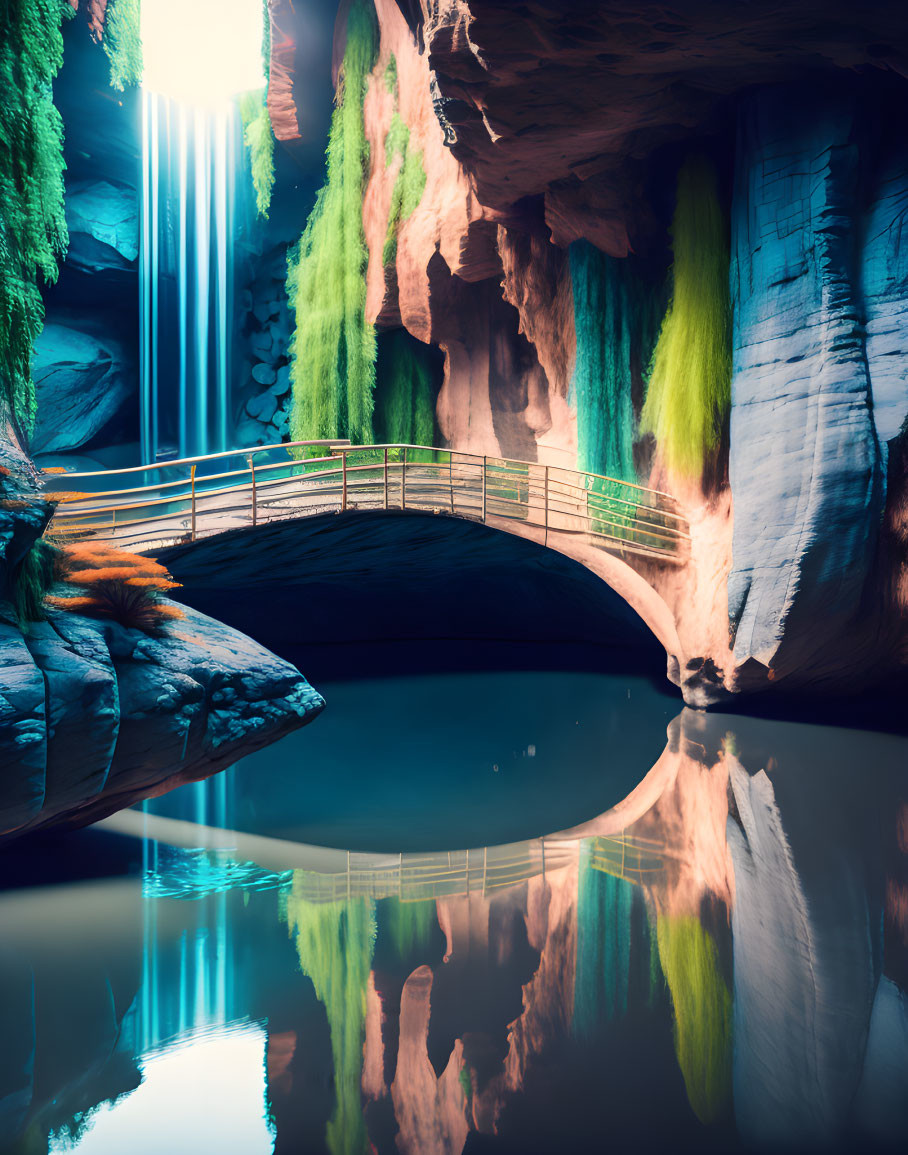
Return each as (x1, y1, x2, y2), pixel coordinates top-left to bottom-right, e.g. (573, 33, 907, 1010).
(0, 430, 324, 840)
(320, 0, 908, 702)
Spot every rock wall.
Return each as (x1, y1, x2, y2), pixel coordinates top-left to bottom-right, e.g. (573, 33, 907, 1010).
(340, 0, 908, 700)
(728, 84, 908, 690)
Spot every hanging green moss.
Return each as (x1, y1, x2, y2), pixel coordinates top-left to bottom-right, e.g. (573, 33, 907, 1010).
(0, 0, 69, 433)
(570, 241, 661, 483)
(240, 90, 274, 218)
(286, 0, 378, 446)
(656, 914, 732, 1124)
(382, 62, 426, 267)
(13, 537, 59, 624)
(103, 0, 142, 91)
(640, 155, 731, 478)
(373, 330, 437, 452)
(285, 885, 377, 1155)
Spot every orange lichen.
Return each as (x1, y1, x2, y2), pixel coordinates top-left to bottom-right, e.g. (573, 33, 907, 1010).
(50, 542, 183, 633)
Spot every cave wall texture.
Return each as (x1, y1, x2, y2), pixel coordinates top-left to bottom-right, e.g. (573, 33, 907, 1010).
(290, 0, 908, 702)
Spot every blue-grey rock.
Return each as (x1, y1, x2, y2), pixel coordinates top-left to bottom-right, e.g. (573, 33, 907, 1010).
(0, 601, 324, 838)
(65, 179, 139, 274)
(30, 319, 133, 455)
(271, 363, 291, 396)
(728, 87, 887, 677)
(246, 390, 278, 423)
(862, 137, 908, 445)
(251, 362, 277, 386)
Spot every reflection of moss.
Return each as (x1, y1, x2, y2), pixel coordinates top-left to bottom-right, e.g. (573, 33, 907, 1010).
(0, 0, 70, 431)
(240, 90, 274, 218)
(285, 882, 377, 1155)
(384, 52, 398, 95)
(103, 0, 143, 90)
(656, 914, 732, 1124)
(640, 155, 731, 477)
(574, 842, 635, 1034)
(378, 895, 436, 960)
(286, 0, 378, 445)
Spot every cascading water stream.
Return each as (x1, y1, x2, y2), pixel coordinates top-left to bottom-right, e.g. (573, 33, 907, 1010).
(139, 90, 254, 464)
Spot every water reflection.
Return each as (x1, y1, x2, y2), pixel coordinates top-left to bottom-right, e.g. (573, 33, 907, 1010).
(0, 684, 907, 1154)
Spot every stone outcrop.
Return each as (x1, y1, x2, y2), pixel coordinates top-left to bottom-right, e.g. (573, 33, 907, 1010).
(0, 437, 324, 840)
(30, 315, 134, 455)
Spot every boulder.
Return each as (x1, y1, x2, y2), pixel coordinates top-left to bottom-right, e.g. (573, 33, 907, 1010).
(252, 362, 278, 386)
(30, 319, 134, 455)
(246, 390, 278, 423)
(65, 179, 139, 274)
(0, 601, 324, 838)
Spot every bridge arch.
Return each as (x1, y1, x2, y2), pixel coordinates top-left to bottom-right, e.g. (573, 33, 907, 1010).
(47, 442, 689, 682)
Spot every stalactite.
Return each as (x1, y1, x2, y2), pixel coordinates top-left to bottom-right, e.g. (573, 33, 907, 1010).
(569, 240, 661, 482)
(0, 0, 69, 433)
(286, 0, 378, 446)
(640, 154, 732, 478)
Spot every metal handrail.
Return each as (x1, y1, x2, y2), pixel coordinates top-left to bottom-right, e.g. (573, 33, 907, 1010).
(47, 443, 691, 563)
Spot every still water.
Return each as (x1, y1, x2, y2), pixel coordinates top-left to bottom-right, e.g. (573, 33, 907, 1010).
(1, 668, 907, 1154)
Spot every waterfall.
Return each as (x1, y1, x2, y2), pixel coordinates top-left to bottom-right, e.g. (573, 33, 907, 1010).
(140, 89, 255, 464)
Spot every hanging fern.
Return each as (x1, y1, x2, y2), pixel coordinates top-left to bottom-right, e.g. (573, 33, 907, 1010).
(382, 60, 425, 267)
(286, 0, 378, 446)
(240, 90, 275, 218)
(639, 154, 731, 478)
(0, 0, 70, 433)
(103, 0, 143, 91)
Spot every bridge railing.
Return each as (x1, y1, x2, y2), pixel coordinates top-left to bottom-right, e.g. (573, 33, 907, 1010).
(46, 442, 690, 563)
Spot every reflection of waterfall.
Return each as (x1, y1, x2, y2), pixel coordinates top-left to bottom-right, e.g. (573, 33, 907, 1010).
(138, 774, 234, 1051)
(140, 90, 255, 463)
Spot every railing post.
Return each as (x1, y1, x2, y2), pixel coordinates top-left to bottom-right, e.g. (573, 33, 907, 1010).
(341, 450, 347, 512)
(401, 446, 407, 509)
(248, 454, 257, 526)
(481, 455, 487, 522)
(190, 464, 197, 541)
(543, 464, 549, 547)
(383, 447, 389, 510)
(449, 451, 454, 515)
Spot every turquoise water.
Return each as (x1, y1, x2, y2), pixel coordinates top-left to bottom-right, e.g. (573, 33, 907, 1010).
(0, 669, 906, 1154)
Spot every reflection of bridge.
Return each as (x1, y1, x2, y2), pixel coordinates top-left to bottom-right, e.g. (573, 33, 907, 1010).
(47, 440, 690, 565)
(99, 811, 670, 903)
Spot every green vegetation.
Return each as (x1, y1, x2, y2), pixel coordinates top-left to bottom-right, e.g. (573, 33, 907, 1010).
(570, 241, 661, 483)
(639, 155, 731, 478)
(384, 51, 398, 95)
(382, 58, 426, 267)
(286, 0, 378, 446)
(656, 914, 732, 1124)
(240, 90, 275, 218)
(13, 537, 58, 624)
(373, 330, 437, 450)
(285, 886, 377, 1155)
(0, 0, 69, 433)
(573, 843, 635, 1034)
(378, 895, 436, 959)
(103, 0, 142, 90)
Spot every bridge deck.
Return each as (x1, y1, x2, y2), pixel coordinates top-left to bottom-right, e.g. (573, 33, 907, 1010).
(46, 441, 690, 565)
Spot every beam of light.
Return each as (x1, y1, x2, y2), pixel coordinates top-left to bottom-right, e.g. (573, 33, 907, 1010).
(140, 0, 266, 109)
